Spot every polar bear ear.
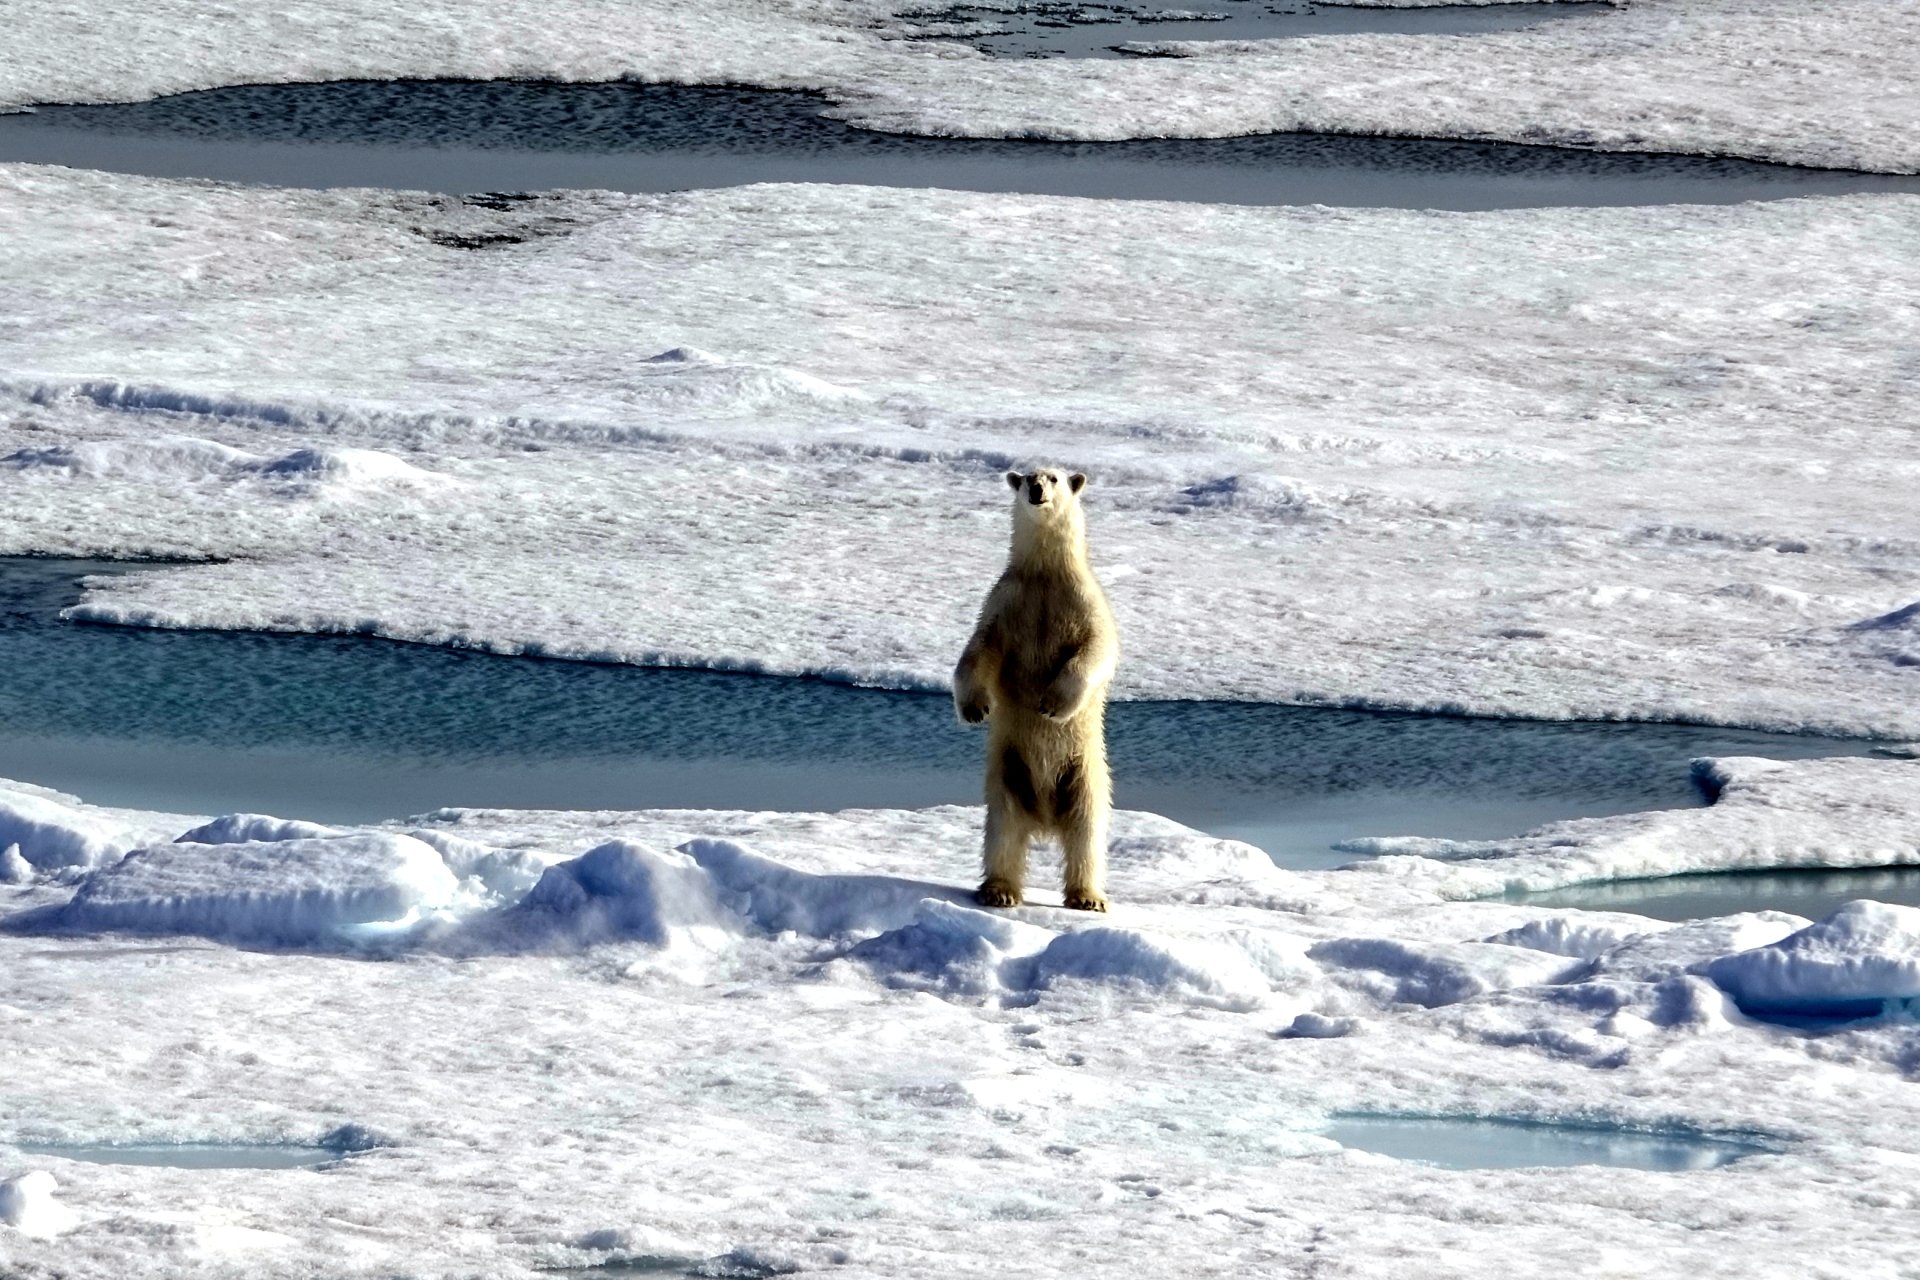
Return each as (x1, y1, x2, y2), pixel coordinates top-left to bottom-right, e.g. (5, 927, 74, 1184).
(1068, 472, 1087, 493)
(1006, 471, 1024, 490)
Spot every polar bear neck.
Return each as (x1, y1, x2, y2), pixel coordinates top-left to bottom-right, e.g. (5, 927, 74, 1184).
(1009, 502, 1089, 575)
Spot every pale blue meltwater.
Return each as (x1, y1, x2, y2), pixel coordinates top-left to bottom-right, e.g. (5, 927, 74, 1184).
(0, 559, 1879, 880)
(16, 1143, 343, 1170)
(1321, 1115, 1771, 1171)
(1505, 867, 1920, 923)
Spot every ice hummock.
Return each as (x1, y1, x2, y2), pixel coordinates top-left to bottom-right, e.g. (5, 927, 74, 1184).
(1705, 901, 1920, 1019)
(19, 832, 463, 946)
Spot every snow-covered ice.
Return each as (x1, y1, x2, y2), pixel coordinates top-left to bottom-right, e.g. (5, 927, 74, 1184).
(5, 771, 1920, 1276)
(3, 1, 1919, 171)
(2, 167, 1917, 736)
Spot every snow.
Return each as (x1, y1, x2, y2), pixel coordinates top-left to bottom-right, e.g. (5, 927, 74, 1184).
(5, 777, 1920, 1275)
(2, 167, 1917, 736)
(1704, 901, 1920, 1018)
(2, 1, 1919, 172)
(0, 1171, 75, 1240)
(0, 778, 191, 874)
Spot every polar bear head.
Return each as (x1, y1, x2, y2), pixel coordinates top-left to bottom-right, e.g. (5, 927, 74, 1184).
(1006, 467, 1086, 512)
(1006, 467, 1090, 556)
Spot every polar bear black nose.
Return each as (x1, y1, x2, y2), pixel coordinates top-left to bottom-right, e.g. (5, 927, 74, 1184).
(1027, 480, 1047, 504)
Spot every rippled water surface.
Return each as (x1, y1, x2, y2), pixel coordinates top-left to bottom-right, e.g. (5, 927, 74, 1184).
(4, 81, 1916, 210)
(927, 0, 1604, 60)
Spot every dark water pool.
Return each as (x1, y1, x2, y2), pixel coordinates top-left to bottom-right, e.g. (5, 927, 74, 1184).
(1507, 867, 1920, 923)
(1321, 1114, 1768, 1171)
(924, 0, 1603, 61)
(3, 81, 1915, 211)
(0, 558, 1875, 870)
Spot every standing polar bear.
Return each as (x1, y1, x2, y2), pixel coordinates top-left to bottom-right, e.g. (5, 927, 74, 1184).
(954, 468, 1118, 911)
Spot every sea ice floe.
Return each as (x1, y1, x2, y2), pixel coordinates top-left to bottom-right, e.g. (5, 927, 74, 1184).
(1344, 756, 1920, 902)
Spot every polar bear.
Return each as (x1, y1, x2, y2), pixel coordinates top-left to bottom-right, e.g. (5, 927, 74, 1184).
(954, 468, 1118, 911)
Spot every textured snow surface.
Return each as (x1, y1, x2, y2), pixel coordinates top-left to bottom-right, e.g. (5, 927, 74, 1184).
(2, 1, 1918, 171)
(5, 774, 1920, 1275)
(4, 168, 1918, 735)
(1343, 756, 1920, 896)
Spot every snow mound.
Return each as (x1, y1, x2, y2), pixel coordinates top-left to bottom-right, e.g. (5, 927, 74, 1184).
(1588, 915, 1803, 986)
(491, 837, 1283, 1006)
(0, 1171, 75, 1239)
(495, 840, 740, 951)
(1308, 937, 1580, 1009)
(3, 435, 258, 479)
(849, 898, 1052, 996)
(625, 354, 867, 413)
(493, 837, 959, 953)
(406, 828, 552, 901)
(254, 445, 439, 491)
(3, 430, 441, 497)
(24, 833, 462, 946)
(1026, 926, 1273, 1009)
(0, 780, 161, 872)
(174, 813, 343, 846)
(1, 843, 34, 884)
(681, 837, 946, 936)
(1705, 901, 1920, 1018)
(1483, 917, 1655, 961)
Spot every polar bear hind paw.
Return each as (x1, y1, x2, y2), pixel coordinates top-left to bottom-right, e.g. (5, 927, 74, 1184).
(976, 879, 1023, 908)
(1063, 889, 1109, 912)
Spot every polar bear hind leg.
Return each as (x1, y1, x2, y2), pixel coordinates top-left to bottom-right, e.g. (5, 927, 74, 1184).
(1056, 755, 1110, 912)
(979, 746, 1039, 907)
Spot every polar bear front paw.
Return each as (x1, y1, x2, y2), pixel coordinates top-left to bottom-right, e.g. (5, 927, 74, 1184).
(976, 879, 1023, 908)
(958, 696, 989, 725)
(1063, 888, 1108, 912)
(1037, 685, 1081, 721)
